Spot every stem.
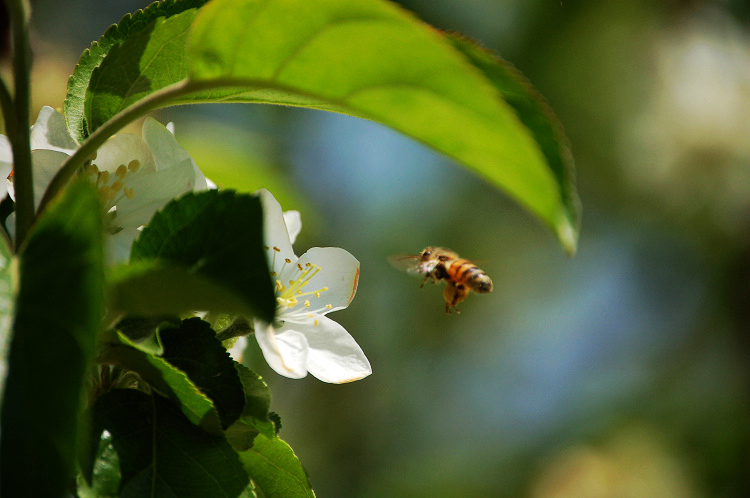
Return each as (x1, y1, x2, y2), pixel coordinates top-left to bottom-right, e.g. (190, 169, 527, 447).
(215, 317, 253, 342)
(37, 79, 193, 214)
(7, 0, 32, 250)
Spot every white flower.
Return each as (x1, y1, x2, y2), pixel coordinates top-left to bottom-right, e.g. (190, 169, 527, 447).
(253, 189, 371, 384)
(2, 107, 209, 262)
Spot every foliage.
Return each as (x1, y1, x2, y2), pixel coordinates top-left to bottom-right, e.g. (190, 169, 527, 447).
(0, 0, 578, 496)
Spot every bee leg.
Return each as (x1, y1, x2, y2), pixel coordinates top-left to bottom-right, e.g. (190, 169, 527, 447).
(420, 275, 430, 288)
(444, 282, 468, 314)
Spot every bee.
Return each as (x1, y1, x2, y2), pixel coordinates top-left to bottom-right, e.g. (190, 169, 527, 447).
(391, 247, 493, 314)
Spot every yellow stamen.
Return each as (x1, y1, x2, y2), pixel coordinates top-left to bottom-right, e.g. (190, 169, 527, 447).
(115, 164, 128, 179)
(110, 180, 124, 193)
(98, 171, 110, 186)
(127, 159, 140, 173)
(124, 187, 134, 200)
(304, 300, 310, 308)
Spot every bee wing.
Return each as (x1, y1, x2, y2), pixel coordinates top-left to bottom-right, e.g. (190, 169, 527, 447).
(388, 254, 424, 275)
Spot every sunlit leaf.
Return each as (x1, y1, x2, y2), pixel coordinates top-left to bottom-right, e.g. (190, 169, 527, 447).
(65, 0, 208, 142)
(81, 0, 580, 251)
(445, 33, 581, 253)
(241, 434, 315, 498)
(0, 181, 104, 497)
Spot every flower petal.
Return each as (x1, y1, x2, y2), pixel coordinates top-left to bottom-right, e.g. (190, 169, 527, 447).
(106, 226, 141, 264)
(283, 210, 302, 245)
(0, 135, 12, 165)
(113, 157, 195, 228)
(292, 247, 359, 313)
(29, 107, 77, 153)
(96, 134, 156, 175)
(27, 149, 70, 208)
(254, 321, 309, 379)
(142, 118, 193, 172)
(227, 336, 248, 363)
(294, 314, 371, 384)
(256, 189, 296, 269)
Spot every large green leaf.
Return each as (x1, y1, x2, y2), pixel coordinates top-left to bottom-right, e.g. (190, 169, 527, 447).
(129, 190, 275, 322)
(0, 181, 104, 497)
(65, 0, 208, 142)
(81, 0, 579, 252)
(91, 389, 248, 497)
(241, 434, 315, 498)
(446, 33, 581, 247)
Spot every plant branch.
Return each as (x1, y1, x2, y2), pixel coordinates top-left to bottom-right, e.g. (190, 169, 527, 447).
(7, 0, 32, 250)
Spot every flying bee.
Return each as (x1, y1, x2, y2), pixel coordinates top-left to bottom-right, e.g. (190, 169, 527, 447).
(391, 247, 493, 314)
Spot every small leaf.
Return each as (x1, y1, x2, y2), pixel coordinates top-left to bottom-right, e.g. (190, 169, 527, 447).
(0, 181, 104, 497)
(65, 0, 209, 141)
(226, 364, 276, 451)
(77, 431, 122, 497)
(92, 389, 248, 497)
(97, 329, 223, 435)
(0, 234, 14, 413)
(160, 317, 245, 430)
(241, 434, 315, 498)
(130, 190, 275, 322)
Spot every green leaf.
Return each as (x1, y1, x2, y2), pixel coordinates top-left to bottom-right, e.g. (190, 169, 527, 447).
(226, 364, 276, 451)
(109, 260, 269, 318)
(97, 329, 223, 435)
(80, 0, 579, 251)
(0, 181, 105, 497)
(0, 235, 14, 413)
(160, 318, 245, 430)
(91, 389, 248, 497)
(77, 431, 122, 498)
(130, 190, 275, 322)
(65, 0, 209, 142)
(241, 434, 315, 498)
(85, 9, 199, 133)
(445, 33, 581, 254)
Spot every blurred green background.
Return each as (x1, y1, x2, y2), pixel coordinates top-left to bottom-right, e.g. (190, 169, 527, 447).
(24, 0, 750, 495)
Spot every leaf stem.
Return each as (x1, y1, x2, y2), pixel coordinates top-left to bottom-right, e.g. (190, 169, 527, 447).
(7, 0, 32, 250)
